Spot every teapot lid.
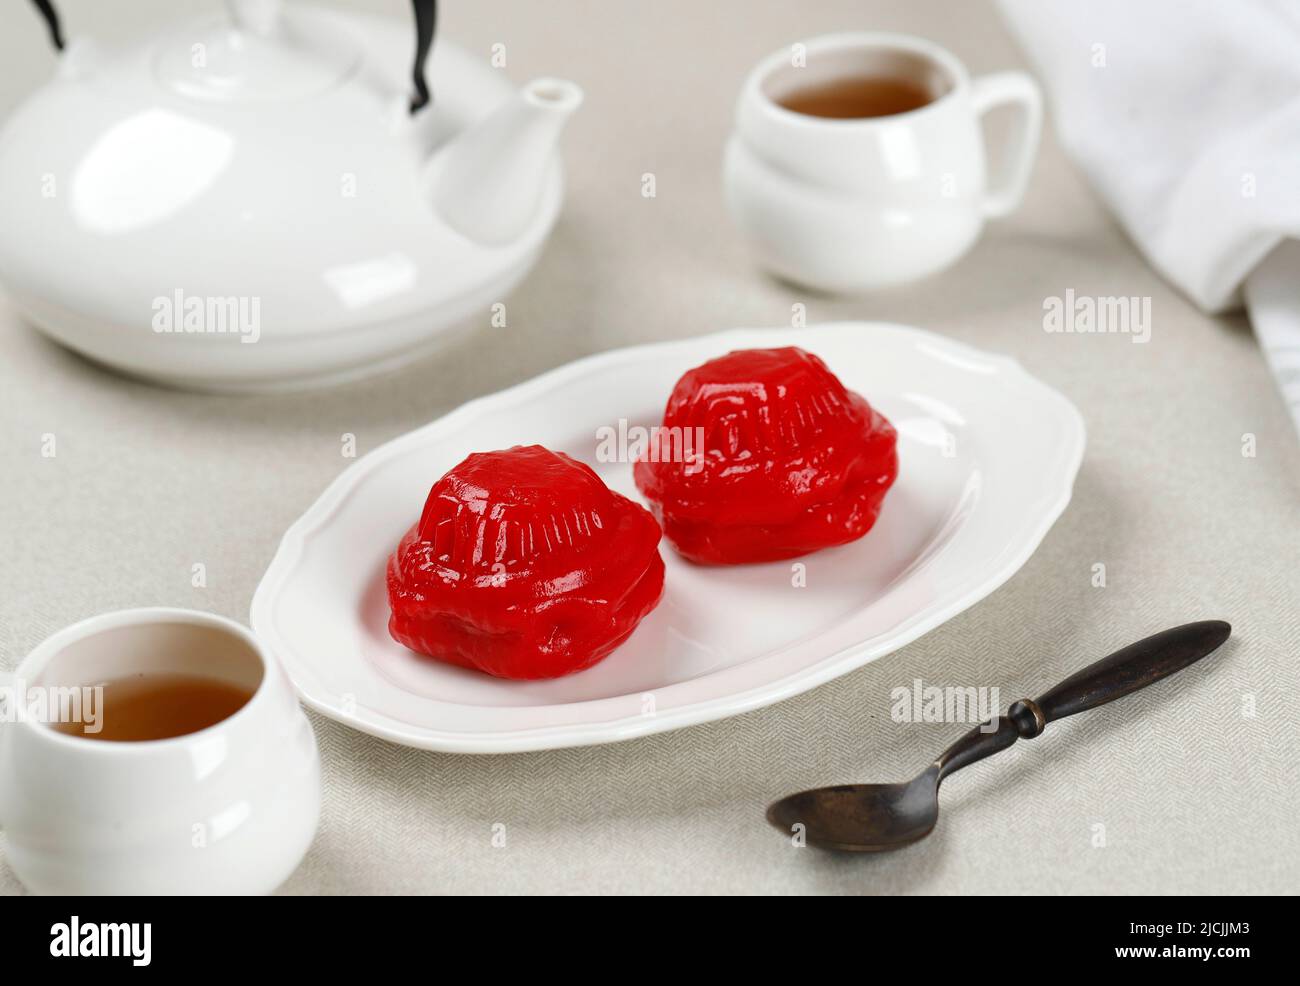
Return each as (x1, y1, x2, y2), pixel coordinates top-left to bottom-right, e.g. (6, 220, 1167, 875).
(153, 14, 359, 103)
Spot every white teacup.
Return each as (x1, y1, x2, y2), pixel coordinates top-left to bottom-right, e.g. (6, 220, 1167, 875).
(724, 32, 1042, 292)
(0, 608, 320, 895)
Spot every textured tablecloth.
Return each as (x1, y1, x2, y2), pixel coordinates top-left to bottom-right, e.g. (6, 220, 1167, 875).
(2, 0, 1298, 896)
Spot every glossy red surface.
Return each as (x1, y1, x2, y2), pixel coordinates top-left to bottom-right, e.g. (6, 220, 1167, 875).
(388, 445, 664, 678)
(634, 347, 898, 564)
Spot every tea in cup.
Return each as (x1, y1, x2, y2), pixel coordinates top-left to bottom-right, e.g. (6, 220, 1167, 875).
(724, 32, 1042, 292)
(0, 608, 320, 895)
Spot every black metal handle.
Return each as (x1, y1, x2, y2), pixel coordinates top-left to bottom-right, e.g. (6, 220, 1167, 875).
(409, 0, 437, 114)
(30, 0, 437, 116)
(934, 621, 1231, 784)
(30, 0, 65, 50)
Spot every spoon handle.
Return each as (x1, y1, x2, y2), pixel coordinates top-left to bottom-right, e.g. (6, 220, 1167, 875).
(1008, 620, 1231, 736)
(934, 620, 1230, 782)
(933, 717, 1021, 781)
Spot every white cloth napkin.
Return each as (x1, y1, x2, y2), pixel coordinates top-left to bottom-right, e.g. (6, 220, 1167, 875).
(1245, 240, 1300, 431)
(998, 0, 1300, 436)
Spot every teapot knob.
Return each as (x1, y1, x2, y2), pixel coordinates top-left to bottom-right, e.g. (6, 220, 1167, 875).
(56, 37, 100, 82)
(226, 0, 281, 37)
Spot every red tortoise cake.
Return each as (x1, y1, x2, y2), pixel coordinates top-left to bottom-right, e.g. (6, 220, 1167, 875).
(634, 347, 898, 564)
(387, 445, 664, 679)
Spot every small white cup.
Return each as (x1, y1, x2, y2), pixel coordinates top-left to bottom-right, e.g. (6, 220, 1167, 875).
(724, 32, 1042, 292)
(0, 608, 320, 895)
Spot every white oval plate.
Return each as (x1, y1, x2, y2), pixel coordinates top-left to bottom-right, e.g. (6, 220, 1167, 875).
(251, 323, 1084, 752)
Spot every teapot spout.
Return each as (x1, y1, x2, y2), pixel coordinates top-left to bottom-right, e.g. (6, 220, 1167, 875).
(429, 78, 583, 245)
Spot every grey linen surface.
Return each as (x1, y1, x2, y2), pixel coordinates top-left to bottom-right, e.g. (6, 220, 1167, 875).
(1, 0, 1297, 894)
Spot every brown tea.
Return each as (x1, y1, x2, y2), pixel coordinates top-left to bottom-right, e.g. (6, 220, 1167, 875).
(777, 75, 933, 119)
(50, 673, 254, 742)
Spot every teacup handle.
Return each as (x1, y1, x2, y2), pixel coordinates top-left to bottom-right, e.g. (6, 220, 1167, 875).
(971, 71, 1043, 219)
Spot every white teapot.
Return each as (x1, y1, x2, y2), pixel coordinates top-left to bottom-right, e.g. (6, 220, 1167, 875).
(0, 0, 583, 391)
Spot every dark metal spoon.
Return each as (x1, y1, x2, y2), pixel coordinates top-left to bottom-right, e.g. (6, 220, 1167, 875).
(767, 620, 1232, 852)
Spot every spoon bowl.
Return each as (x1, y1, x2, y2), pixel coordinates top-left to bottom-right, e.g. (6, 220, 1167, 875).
(767, 766, 940, 851)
